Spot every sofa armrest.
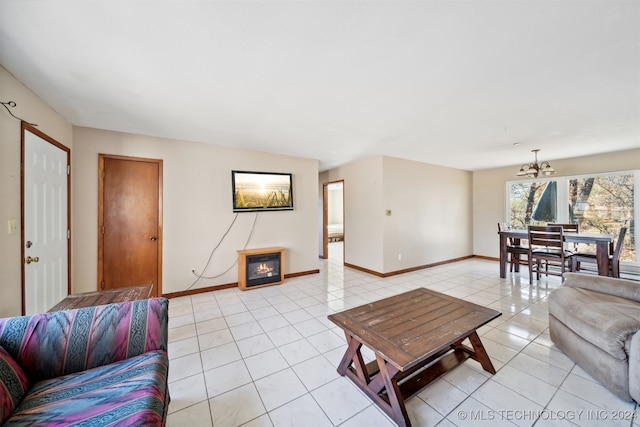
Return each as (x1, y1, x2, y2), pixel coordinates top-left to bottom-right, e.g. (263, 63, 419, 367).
(562, 273, 640, 303)
(0, 297, 168, 383)
(630, 332, 640, 403)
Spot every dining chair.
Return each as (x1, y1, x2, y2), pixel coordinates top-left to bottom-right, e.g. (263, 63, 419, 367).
(548, 223, 579, 233)
(498, 222, 528, 273)
(528, 225, 574, 283)
(548, 223, 579, 251)
(571, 227, 627, 278)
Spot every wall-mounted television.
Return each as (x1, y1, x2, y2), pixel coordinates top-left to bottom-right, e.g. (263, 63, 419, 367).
(232, 170, 294, 212)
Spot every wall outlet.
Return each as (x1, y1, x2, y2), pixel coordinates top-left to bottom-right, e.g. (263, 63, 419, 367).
(397, 254, 402, 261)
(7, 220, 17, 235)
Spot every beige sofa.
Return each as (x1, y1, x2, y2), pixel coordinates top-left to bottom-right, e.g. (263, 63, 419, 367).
(548, 273, 640, 402)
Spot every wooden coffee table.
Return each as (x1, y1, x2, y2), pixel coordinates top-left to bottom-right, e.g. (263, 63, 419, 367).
(48, 284, 154, 312)
(328, 288, 501, 427)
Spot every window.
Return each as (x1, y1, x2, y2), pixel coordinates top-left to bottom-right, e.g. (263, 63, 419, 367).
(508, 181, 557, 228)
(507, 171, 637, 264)
(569, 174, 635, 262)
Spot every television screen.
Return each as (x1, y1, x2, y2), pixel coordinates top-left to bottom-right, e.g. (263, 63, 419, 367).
(232, 171, 294, 212)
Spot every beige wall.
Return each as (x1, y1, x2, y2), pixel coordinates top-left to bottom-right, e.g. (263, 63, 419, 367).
(321, 155, 472, 274)
(0, 66, 73, 316)
(472, 148, 640, 259)
(327, 185, 343, 225)
(382, 156, 472, 272)
(72, 127, 319, 295)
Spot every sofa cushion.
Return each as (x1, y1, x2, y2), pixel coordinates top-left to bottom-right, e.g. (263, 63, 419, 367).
(549, 286, 640, 360)
(6, 350, 169, 426)
(0, 345, 29, 423)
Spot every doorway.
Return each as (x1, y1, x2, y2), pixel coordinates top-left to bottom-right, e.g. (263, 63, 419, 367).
(98, 154, 163, 297)
(22, 123, 71, 314)
(322, 180, 344, 262)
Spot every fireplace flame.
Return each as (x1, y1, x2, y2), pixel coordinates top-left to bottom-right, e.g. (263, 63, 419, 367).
(254, 263, 273, 275)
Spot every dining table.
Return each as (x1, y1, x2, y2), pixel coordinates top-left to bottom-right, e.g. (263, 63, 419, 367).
(498, 229, 614, 278)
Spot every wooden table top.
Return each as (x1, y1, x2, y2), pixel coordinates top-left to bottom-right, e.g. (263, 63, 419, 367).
(48, 284, 153, 312)
(499, 229, 613, 243)
(328, 288, 501, 371)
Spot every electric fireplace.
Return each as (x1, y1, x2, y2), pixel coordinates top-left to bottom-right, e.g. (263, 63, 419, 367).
(237, 247, 285, 290)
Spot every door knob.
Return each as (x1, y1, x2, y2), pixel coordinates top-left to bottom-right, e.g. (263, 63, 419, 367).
(25, 256, 40, 264)
(150, 236, 157, 241)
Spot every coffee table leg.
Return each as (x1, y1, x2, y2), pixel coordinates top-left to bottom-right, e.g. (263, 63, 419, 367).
(376, 354, 410, 427)
(467, 331, 496, 374)
(337, 333, 371, 384)
(336, 337, 410, 426)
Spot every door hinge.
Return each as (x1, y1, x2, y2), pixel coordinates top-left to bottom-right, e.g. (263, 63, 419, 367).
(67, 229, 70, 239)
(102, 170, 105, 179)
(101, 280, 105, 290)
(67, 164, 70, 175)
(101, 225, 105, 234)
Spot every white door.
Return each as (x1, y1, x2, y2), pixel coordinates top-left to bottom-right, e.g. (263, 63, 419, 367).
(23, 125, 70, 314)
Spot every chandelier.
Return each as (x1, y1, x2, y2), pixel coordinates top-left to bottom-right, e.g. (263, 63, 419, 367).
(516, 149, 555, 178)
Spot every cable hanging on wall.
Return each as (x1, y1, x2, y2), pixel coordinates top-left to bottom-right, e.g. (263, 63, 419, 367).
(1, 101, 38, 126)
(186, 211, 259, 290)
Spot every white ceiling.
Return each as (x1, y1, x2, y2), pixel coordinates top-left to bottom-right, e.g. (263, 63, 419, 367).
(1, 1, 638, 172)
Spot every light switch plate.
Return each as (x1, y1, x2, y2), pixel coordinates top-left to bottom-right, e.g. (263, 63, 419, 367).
(8, 219, 17, 235)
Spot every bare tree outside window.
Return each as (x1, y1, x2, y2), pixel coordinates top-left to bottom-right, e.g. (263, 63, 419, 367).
(570, 175, 634, 262)
(509, 181, 554, 229)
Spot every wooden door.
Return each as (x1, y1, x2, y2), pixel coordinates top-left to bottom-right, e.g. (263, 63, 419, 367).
(98, 155, 162, 297)
(22, 123, 71, 314)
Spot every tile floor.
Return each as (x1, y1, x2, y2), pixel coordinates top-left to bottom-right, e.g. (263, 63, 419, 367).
(166, 243, 639, 427)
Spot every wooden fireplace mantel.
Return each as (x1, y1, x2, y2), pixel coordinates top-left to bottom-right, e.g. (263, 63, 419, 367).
(237, 247, 285, 291)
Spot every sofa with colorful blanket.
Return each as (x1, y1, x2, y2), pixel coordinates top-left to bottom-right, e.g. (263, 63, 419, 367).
(0, 297, 169, 426)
